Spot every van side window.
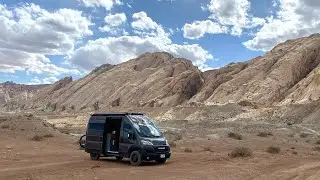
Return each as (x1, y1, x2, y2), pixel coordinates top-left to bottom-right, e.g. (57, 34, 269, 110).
(88, 123, 104, 131)
(123, 123, 135, 140)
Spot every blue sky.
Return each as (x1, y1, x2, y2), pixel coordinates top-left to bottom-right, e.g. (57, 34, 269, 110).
(0, 0, 319, 84)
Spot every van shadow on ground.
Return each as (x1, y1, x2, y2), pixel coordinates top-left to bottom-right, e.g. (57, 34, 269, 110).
(97, 157, 171, 167)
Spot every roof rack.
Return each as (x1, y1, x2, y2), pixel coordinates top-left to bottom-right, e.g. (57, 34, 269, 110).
(91, 112, 144, 116)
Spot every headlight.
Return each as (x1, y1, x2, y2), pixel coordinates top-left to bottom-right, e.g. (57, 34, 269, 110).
(141, 140, 153, 146)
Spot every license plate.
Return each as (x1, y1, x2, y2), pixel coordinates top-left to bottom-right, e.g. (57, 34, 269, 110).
(160, 154, 165, 158)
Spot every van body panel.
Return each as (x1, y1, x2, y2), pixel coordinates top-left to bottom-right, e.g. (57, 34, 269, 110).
(84, 113, 171, 163)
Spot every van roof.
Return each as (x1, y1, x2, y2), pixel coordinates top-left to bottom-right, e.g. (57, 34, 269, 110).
(91, 112, 144, 116)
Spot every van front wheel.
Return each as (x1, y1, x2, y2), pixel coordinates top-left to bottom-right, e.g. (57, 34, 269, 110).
(90, 153, 100, 160)
(129, 151, 142, 166)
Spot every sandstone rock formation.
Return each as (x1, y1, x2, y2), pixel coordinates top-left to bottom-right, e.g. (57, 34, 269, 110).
(3, 34, 320, 111)
(0, 81, 48, 109)
(14, 52, 204, 111)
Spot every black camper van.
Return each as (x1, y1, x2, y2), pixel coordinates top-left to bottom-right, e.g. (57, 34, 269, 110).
(79, 113, 171, 166)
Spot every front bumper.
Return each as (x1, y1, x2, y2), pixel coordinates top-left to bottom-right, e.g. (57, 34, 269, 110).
(142, 152, 171, 161)
(141, 145, 171, 161)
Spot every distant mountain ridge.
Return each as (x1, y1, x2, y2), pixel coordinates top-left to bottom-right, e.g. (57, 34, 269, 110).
(0, 81, 49, 108)
(2, 34, 320, 111)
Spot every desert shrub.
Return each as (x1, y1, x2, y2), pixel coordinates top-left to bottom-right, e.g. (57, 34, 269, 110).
(288, 133, 295, 137)
(184, 148, 193, 153)
(70, 105, 75, 110)
(300, 133, 310, 138)
(93, 102, 99, 111)
(267, 146, 281, 154)
(203, 146, 214, 152)
(1, 124, 9, 129)
(61, 106, 66, 111)
(313, 146, 320, 152)
(315, 139, 320, 145)
(168, 141, 176, 148)
(80, 106, 86, 110)
(25, 113, 33, 118)
(228, 132, 243, 140)
(229, 147, 253, 158)
(31, 135, 44, 141)
(238, 100, 257, 108)
(292, 151, 298, 155)
(257, 132, 273, 137)
(163, 130, 183, 141)
(291, 147, 295, 149)
(43, 133, 54, 138)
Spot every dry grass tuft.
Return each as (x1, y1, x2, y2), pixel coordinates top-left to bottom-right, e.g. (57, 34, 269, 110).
(257, 132, 273, 137)
(228, 132, 243, 140)
(31, 135, 44, 141)
(1, 124, 10, 129)
(313, 146, 320, 152)
(43, 133, 54, 138)
(267, 146, 281, 154)
(292, 151, 298, 155)
(203, 146, 214, 152)
(184, 148, 193, 153)
(169, 141, 177, 148)
(229, 147, 253, 158)
(300, 133, 310, 138)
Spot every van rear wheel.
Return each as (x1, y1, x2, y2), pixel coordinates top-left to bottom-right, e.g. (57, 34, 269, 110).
(90, 153, 100, 160)
(129, 151, 142, 166)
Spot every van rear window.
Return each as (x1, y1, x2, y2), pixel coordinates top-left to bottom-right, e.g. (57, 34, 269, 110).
(88, 123, 104, 131)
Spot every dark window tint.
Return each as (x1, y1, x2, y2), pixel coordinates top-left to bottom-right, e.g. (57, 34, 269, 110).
(123, 123, 135, 140)
(88, 123, 104, 131)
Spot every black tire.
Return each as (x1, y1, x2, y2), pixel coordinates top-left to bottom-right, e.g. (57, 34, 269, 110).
(156, 159, 167, 164)
(129, 151, 142, 166)
(115, 156, 123, 161)
(79, 135, 86, 149)
(90, 153, 100, 160)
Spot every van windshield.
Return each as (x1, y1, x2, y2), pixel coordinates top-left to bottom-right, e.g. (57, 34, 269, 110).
(128, 115, 163, 138)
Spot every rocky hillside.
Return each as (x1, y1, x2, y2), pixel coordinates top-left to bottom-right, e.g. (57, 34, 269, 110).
(0, 81, 48, 108)
(8, 52, 203, 111)
(190, 34, 320, 106)
(3, 34, 320, 111)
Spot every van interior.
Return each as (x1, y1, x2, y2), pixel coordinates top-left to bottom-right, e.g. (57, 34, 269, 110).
(104, 117, 122, 153)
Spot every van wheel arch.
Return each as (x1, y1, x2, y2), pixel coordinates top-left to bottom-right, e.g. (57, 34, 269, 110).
(128, 146, 141, 156)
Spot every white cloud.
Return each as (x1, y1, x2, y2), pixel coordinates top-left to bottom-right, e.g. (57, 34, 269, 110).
(183, 20, 228, 39)
(272, 0, 279, 7)
(99, 13, 127, 35)
(131, 11, 158, 31)
(69, 12, 213, 71)
(0, 3, 91, 75)
(78, 0, 122, 10)
(30, 76, 59, 84)
(243, 0, 320, 51)
(104, 13, 126, 27)
(207, 0, 264, 36)
(183, 0, 265, 39)
(0, 4, 13, 17)
(69, 36, 213, 71)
